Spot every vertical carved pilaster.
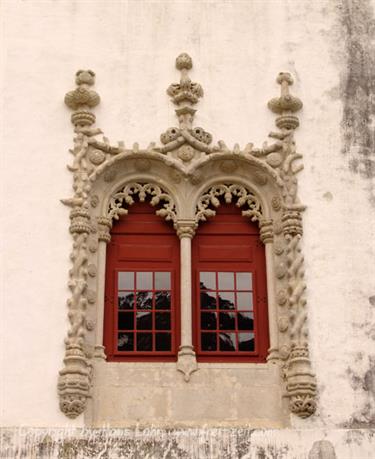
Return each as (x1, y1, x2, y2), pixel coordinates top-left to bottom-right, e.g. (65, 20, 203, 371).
(59, 71, 100, 418)
(175, 220, 198, 381)
(268, 73, 317, 418)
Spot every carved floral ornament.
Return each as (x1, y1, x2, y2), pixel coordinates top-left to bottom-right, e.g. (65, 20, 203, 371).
(59, 55, 317, 420)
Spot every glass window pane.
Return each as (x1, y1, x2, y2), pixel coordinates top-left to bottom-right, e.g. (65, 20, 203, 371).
(118, 332, 133, 351)
(118, 272, 134, 290)
(136, 272, 152, 290)
(200, 291, 217, 309)
(155, 291, 171, 310)
(218, 292, 235, 310)
(219, 312, 236, 330)
(118, 312, 134, 330)
(136, 291, 152, 309)
(236, 272, 252, 290)
(136, 333, 152, 351)
(239, 332, 255, 351)
(155, 333, 171, 351)
(136, 311, 152, 330)
(118, 292, 134, 310)
(201, 333, 217, 351)
(219, 333, 236, 351)
(200, 272, 216, 290)
(237, 292, 253, 310)
(155, 272, 171, 290)
(201, 312, 217, 330)
(218, 272, 234, 290)
(238, 312, 254, 330)
(155, 312, 171, 330)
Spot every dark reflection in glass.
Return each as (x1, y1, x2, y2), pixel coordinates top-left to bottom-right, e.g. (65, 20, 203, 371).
(155, 291, 171, 310)
(118, 312, 134, 330)
(155, 272, 171, 290)
(118, 332, 133, 351)
(200, 291, 216, 309)
(200, 272, 216, 290)
(219, 312, 236, 330)
(136, 291, 152, 309)
(219, 333, 236, 351)
(118, 272, 134, 290)
(201, 333, 217, 351)
(137, 333, 152, 351)
(155, 333, 171, 351)
(136, 312, 152, 330)
(218, 272, 234, 290)
(238, 312, 254, 330)
(236, 272, 252, 291)
(155, 312, 171, 330)
(136, 272, 152, 290)
(237, 292, 253, 310)
(218, 292, 235, 310)
(239, 333, 254, 351)
(201, 312, 217, 330)
(118, 292, 134, 310)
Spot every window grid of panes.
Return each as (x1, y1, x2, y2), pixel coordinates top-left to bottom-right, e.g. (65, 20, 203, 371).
(199, 271, 255, 353)
(117, 271, 173, 353)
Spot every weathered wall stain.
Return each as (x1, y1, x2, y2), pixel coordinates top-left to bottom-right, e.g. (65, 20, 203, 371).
(339, 0, 375, 205)
(308, 440, 337, 459)
(346, 355, 375, 427)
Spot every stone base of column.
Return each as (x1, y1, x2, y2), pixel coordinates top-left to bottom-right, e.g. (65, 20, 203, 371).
(94, 345, 106, 360)
(267, 347, 280, 363)
(176, 345, 198, 382)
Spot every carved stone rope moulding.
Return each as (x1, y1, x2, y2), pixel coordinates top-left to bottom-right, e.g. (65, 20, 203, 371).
(59, 56, 317, 419)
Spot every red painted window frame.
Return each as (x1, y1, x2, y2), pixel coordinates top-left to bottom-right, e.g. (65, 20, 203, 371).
(192, 204, 269, 362)
(104, 202, 180, 362)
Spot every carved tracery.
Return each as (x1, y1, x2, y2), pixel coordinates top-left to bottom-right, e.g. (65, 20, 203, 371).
(107, 182, 177, 223)
(195, 184, 263, 223)
(60, 54, 317, 420)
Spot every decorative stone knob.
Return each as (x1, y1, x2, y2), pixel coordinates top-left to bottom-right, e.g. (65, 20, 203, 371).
(176, 53, 193, 70)
(75, 69, 96, 86)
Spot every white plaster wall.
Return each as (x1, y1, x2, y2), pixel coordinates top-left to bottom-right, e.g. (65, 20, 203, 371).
(1, 0, 375, 434)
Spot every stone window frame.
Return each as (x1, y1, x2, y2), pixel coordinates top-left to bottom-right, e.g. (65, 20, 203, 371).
(58, 54, 317, 421)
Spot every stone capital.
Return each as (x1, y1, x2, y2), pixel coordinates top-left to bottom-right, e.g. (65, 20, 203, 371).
(175, 219, 197, 239)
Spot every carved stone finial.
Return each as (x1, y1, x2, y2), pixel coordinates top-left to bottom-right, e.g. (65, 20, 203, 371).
(167, 53, 203, 129)
(65, 70, 100, 127)
(268, 72, 302, 130)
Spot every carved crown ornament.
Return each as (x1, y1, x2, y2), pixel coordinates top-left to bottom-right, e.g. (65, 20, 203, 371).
(59, 54, 317, 420)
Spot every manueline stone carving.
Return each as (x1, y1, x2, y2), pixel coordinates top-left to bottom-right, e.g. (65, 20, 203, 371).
(107, 182, 177, 223)
(60, 54, 316, 419)
(267, 73, 317, 418)
(196, 184, 263, 223)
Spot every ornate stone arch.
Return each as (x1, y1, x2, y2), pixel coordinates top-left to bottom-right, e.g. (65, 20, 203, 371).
(59, 55, 317, 422)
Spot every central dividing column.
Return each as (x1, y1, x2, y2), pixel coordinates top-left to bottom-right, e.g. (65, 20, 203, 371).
(259, 219, 279, 363)
(175, 220, 198, 381)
